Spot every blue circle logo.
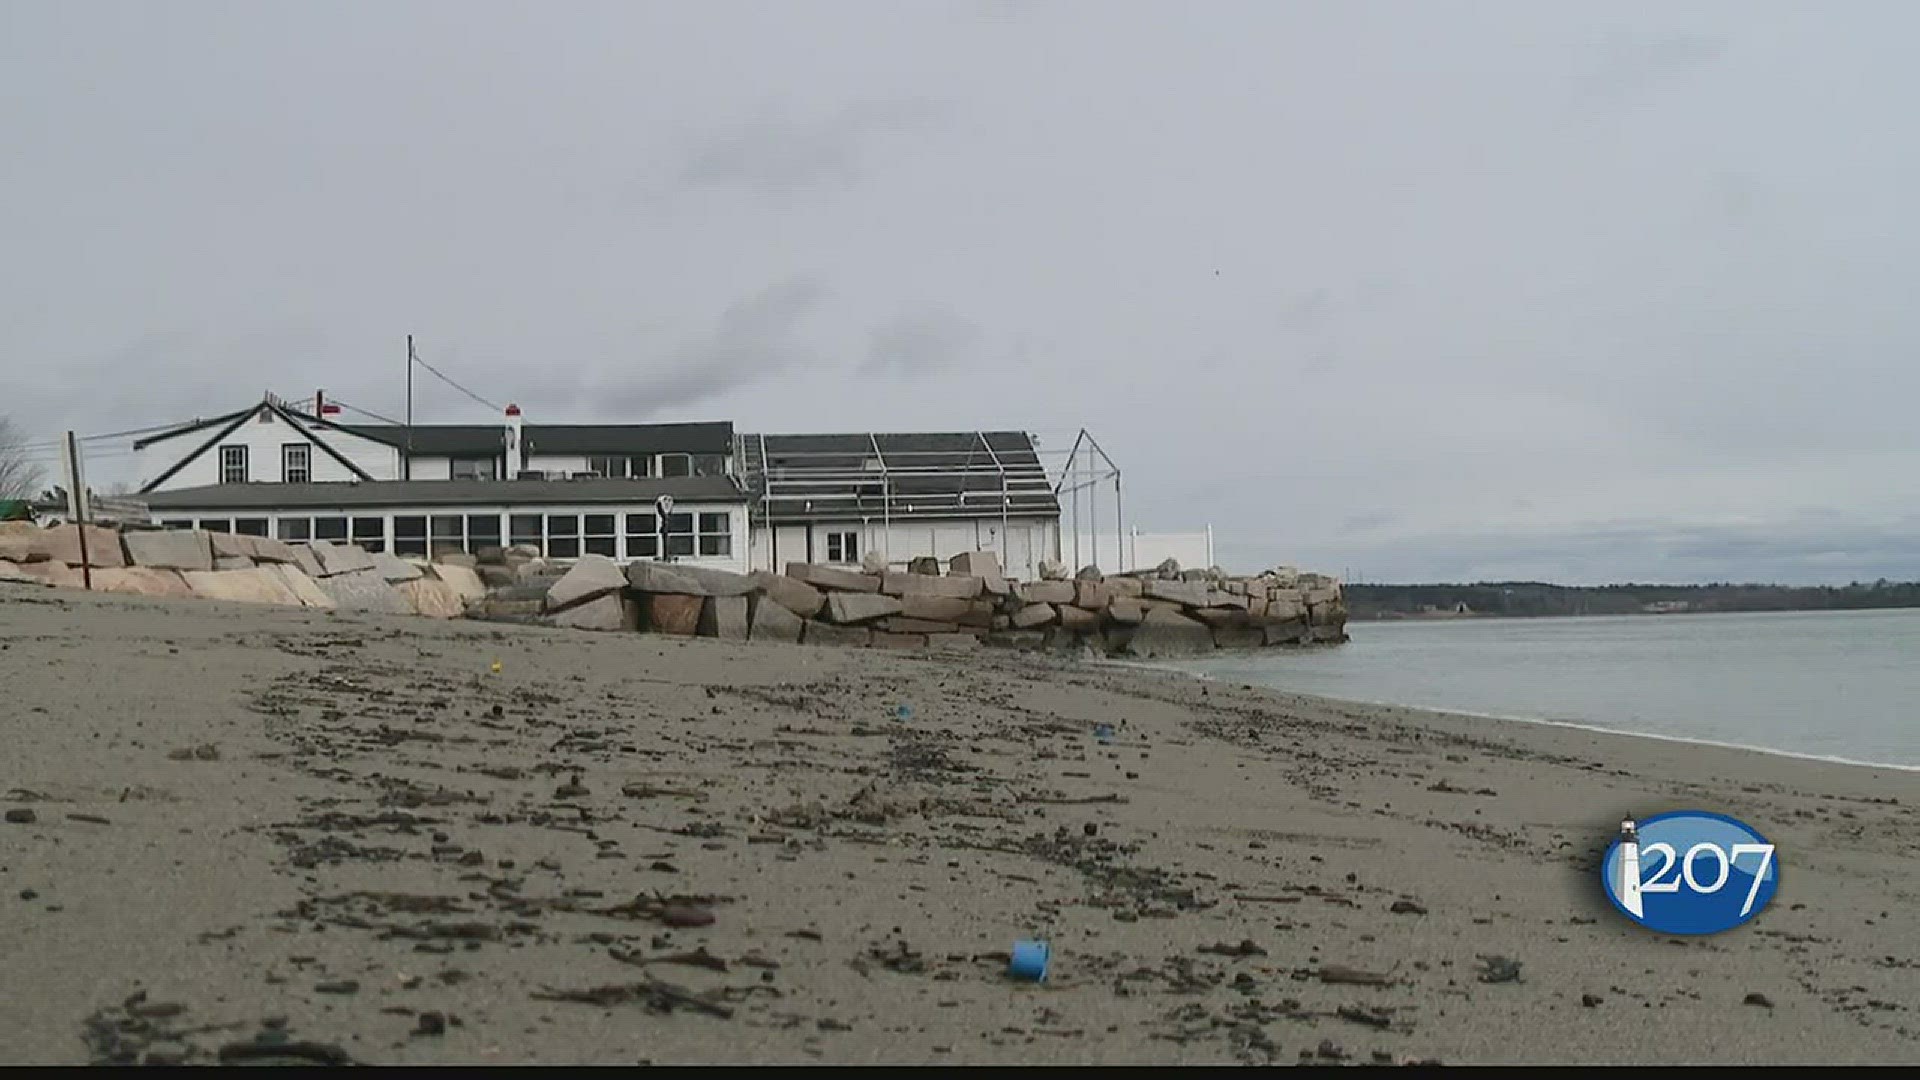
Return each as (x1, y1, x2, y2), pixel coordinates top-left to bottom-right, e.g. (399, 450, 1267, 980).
(1601, 811, 1780, 935)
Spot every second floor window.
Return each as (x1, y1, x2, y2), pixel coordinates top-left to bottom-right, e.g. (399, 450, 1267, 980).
(586, 455, 623, 478)
(282, 444, 310, 484)
(451, 457, 497, 481)
(220, 445, 248, 484)
(660, 454, 691, 478)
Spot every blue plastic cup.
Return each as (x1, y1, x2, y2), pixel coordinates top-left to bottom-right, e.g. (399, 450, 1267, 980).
(1093, 723, 1115, 744)
(895, 704, 913, 721)
(1009, 939, 1050, 982)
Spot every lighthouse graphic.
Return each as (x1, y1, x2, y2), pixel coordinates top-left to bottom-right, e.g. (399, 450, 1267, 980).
(1616, 815, 1644, 918)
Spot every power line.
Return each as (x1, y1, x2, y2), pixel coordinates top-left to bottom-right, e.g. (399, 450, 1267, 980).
(79, 420, 204, 443)
(9, 393, 334, 454)
(410, 347, 504, 414)
(327, 398, 406, 426)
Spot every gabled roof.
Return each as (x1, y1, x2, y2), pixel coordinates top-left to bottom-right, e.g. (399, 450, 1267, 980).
(136, 400, 378, 494)
(143, 475, 747, 511)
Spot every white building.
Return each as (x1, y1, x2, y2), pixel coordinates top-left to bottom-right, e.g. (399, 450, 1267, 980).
(736, 431, 1061, 579)
(132, 395, 752, 573)
(125, 396, 1079, 580)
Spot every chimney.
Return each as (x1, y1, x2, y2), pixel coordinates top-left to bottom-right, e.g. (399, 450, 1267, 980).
(313, 389, 341, 417)
(504, 403, 523, 479)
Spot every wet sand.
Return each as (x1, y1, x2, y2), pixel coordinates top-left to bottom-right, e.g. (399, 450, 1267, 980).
(2, 583, 1915, 1065)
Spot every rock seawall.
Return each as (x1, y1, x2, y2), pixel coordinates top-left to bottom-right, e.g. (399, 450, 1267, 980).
(494, 548, 1348, 657)
(4, 523, 1348, 656)
(1, 522, 478, 618)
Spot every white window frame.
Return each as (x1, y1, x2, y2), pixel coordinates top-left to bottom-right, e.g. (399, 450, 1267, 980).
(451, 456, 497, 481)
(826, 530, 858, 564)
(219, 445, 248, 484)
(282, 443, 310, 484)
(545, 513, 581, 558)
(624, 512, 659, 559)
(509, 513, 542, 552)
(583, 512, 618, 556)
(661, 512, 694, 558)
(393, 516, 428, 556)
(697, 512, 732, 557)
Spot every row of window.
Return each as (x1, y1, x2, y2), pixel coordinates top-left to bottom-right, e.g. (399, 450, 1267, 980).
(159, 511, 734, 559)
(221, 444, 318, 484)
(217, 443, 727, 484)
(582, 453, 727, 479)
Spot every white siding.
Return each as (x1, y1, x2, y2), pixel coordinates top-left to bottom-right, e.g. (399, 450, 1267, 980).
(140, 408, 401, 491)
(768, 524, 810, 568)
(748, 516, 1059, 579)
(407, 455, 453, 480)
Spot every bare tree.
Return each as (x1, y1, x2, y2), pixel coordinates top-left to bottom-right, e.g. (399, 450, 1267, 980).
(0, 414, 47, 501)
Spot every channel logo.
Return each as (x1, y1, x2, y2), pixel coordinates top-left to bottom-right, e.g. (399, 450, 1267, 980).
(1601, 811, 1779, 935)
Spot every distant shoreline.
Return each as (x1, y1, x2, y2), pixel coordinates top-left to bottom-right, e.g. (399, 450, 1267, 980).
(1350, 604, 1920, 622)
(1346, 580, 1920, 621)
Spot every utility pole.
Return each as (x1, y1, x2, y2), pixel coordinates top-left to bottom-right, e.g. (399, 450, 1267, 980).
(61, 431, 92, 590)
(405, 334, 415, 480)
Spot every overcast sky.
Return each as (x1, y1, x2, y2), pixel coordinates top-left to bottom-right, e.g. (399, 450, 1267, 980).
(5, 1, 1918, 584)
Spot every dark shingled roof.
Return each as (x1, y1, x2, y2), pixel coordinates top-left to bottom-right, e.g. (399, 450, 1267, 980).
(524, 422, 733, 456)
(134, 407, 733, 458)
(143, 475, 747, 511)
(335, 424, 506, 455)
(130, 408, 255, 450)
(336, 421, 735, 456)
(737, 431, 1060, 523)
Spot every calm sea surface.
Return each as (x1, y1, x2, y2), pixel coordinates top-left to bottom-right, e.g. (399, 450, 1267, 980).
(1160, 609, 1920, 769)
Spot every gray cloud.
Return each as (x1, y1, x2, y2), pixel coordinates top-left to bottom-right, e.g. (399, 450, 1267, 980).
(679, 99, 944, 195)
(1274, 289, 1333, 333)
(1569, 31, 1730, 112)
(583, 279, 831, 418)
(1340, 511, 1398, 536)
(865, 309, 983, 377)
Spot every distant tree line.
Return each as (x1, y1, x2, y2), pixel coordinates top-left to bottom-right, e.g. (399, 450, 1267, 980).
(1346, 580, 1920, 619)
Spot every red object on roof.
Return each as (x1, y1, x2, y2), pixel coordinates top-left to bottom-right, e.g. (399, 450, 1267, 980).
(505, 403, 522, 417)
(320, 404, 342, 415)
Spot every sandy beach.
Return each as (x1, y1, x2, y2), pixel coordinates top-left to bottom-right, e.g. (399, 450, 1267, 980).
(2, 583, 1915, 1065)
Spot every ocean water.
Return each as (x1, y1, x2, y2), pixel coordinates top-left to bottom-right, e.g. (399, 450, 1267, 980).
(1161, 608, 1920, 769)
